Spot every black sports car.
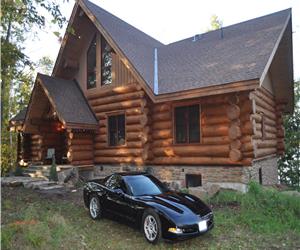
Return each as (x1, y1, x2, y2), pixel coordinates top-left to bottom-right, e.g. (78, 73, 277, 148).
(83, 172, 214, 243)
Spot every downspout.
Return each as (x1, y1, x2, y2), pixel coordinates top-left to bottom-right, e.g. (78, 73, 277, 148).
(154, 48, 158, 95)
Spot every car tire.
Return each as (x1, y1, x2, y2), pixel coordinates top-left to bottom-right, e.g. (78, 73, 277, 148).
(142, 209, 162, 244)
(89, 194, 102, 220)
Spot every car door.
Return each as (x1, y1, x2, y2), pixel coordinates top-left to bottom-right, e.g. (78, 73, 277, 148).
(105, 174, 136, 221)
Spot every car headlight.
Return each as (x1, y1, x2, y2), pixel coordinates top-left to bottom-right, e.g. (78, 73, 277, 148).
(168, 227, 183, 234)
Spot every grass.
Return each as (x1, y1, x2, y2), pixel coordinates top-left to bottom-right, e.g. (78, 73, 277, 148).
(1, 183, 300, 250)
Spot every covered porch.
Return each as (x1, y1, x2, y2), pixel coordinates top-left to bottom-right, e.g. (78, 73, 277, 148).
(9, 73, 98, 167)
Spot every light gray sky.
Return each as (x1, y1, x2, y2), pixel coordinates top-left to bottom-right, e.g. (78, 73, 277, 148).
(26, 0, 300, 80)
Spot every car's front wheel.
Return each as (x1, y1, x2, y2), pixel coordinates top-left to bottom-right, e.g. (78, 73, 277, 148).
(89, 195, 102, 220)
(142, 210, 162, 244)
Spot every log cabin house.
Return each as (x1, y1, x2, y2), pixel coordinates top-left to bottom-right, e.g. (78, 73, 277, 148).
(9, 0, 294, 191)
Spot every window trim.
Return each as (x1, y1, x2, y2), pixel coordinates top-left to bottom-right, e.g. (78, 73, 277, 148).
(172, 102, 201, 145)
(86, 34, 97, 90)
(106, 111, 126, 148)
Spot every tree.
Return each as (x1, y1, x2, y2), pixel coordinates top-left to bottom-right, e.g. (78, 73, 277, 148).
(278, 80, 300, 187)
(207, 14, 223, 31)
(37, 56, 54, 75)
(1, 0, 67, 175)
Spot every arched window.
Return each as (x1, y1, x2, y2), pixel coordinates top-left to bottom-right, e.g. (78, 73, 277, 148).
(87, 35, 97, 89)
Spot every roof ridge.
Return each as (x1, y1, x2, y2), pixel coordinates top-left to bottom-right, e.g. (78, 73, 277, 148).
(166, 8, 291, 46)
(82, 0, 164, 46)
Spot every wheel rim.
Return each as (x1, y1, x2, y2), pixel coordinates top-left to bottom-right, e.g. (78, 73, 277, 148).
(144, 215, 158, 241)
(90, 197, 100, 218)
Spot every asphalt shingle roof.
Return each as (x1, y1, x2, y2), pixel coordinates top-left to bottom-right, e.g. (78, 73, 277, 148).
(83, 0, 291, 95)
(38, 73, 98, 126)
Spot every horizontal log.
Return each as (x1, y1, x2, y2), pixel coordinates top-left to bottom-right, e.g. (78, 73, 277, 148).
(152, 139, 173, 147)
(255, 139, 277, 149)
(151, 157, 241, 165)
(72, 160, 93, 166)
(126, 114, 148, 126)
(254, 88, 275, 107)
(72, 151, 94, 161)
(152, 112, 171, 122)
(70, 144, 93, 152)
(94, 134, 107, 142)
(71, 138, 93, 145)
(202, 124, 228, 137)
(241, 121, 253, 135)
(89, 90, 144, 107)
(228, 125, 242, 140)
(241, 141, 253, 152)
(152, 121, 172, 130)
(251, 113, 276, 126)
(202, 115, 229, 126)
(230, 140, 242, 150)
(255, 105, 276, 120)
(153, 145, 230, 157)
(152, 130, 172, 140)
(87, 84, 141, 100)
(127, 132, 149, 144)
(242, 151, 254, 158)
(202, 136, 230, 145)
(227, 104, 240, 120)
(126, 124, 143, 132)
(240, 101, 252, 114)
(240, 135, 252, 143)
(94, 156, 143, 165)
(255, 148, 277, 158)
(93, 99, 146, 113)
(229, 149, 242, 162)
(204, 105, 227, 116)
(94, 148, 143, 157)
(125, 107, 148, 116)
(250, 93, 276, 113)
(152, 103, 171, 113)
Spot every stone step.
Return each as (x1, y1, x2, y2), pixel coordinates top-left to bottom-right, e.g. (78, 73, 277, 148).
(24, 180, 57, 189)
(1, 177, 45, 187)
(38, 184, 65, 191)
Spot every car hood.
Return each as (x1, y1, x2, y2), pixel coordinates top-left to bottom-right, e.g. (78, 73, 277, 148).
(136, 191, 211, 226)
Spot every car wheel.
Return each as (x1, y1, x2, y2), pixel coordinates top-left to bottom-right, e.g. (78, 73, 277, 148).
(89, 195, 102, 220)
(142, 209, 162, 244)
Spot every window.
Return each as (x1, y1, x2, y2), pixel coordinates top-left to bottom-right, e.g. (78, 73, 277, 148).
(259, 168, 263, 185)
(185, 174, 202, 188)
(175, 104, 200, 143)
(108, 114, 125, 146)
(101, 36, 113, 85)
(87, 35, 97, 89)
(105, 174, 122, 189)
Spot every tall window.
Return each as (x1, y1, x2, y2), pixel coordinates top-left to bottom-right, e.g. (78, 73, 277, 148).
(175, 104, 200, 144)
(87, 35, 97, 89)
(108, 114, 125, 146)
(101, 36, 113, 85)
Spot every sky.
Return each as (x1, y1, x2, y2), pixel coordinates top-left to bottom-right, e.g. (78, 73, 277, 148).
(25, 0, 300, 80)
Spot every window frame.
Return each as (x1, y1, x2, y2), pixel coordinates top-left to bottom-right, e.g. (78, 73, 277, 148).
(86, 34, 97, 89)
(172, 102, 201, 145)
(106, 111, 126, 148)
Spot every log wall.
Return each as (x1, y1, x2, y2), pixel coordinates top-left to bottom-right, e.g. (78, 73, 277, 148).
(149, 93, 252, 166)
(249, 87, 284, 159)
(87, 83, 149, 165)
(67, 131, 94, 166)
(30, 134, 42, 162)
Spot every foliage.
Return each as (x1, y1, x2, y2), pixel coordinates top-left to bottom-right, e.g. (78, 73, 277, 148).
(278, 80, 300, 187)
(1, 0, 66, 175)
(207, 14, 223, 31)
(210, 181, 300, 234)
(49, 155, 58, 181)
(37, 56, 54, 75)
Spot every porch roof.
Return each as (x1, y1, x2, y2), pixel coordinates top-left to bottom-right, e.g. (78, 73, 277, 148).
(23, 73, 98, 131)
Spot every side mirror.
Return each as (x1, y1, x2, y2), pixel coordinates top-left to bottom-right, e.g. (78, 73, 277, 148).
(115, 188, 124, 196)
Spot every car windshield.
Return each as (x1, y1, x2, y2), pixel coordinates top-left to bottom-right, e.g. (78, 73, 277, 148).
(124, 175, 168, 196)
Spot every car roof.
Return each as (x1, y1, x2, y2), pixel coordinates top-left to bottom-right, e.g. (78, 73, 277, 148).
(115, 172, 148, 177)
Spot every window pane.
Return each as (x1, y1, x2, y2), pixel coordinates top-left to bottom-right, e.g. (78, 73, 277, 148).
(117, 115, 125, 145)
(189, 105, 200, 143)
(101, 36, 113, 85)
(175, 106, 187, 143)
(108, 114, 125, 146)
(87, 36, 97, 89)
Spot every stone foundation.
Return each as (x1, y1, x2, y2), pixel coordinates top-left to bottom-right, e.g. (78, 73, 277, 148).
(82, 156, 279, 192)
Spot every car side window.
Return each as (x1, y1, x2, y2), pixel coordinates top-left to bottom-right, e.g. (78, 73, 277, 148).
(105, 174, 122, 190)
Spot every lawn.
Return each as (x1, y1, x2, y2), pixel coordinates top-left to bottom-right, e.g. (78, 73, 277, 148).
(1, 183, 300, 250)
